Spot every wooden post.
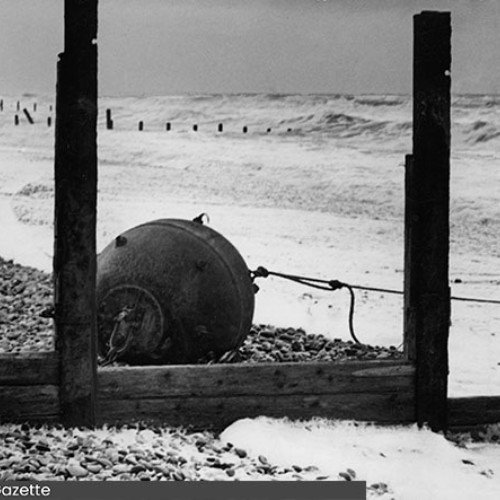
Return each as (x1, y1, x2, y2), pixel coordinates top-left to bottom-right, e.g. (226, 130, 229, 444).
(193, 124, 198, 132)
(48, 116, 52, 127)
(243, 126, 247, 133)
(218, 123, 223, 132)
(0, 99, 3, 111)
(16, 101, 20, 111)
(138, 120, 144, 131)
(54, 0, 98, 427)
(409, 11, 451, 432)
(14, 115, 19, 126)
(33, 103, 37, 112)
(166, 122, 171, 131)
(23, 109, 34, 124)
(106, 109, 113, 130)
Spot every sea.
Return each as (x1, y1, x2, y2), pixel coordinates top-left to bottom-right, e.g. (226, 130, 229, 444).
(7, 92, 500, 151)
(100, 92, 500, 150)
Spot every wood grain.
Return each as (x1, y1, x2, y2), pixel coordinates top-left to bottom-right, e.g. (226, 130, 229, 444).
(0, 385, 59, 422)
(0, 352, 59, 385)
(449, 397, 500, 427)
(98, 360, 415, 399)
(98, 391, 415, 430)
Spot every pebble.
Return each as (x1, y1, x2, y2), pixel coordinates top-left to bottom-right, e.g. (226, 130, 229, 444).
(66, 464, 89, 478)
(85, 463, 102, 474)
(94, 457, 113, 468)
(130, 464, 146, 474)
(338, 471, 352, 481)
(112, 464, 130, 474)
(234, 448, 247, 458)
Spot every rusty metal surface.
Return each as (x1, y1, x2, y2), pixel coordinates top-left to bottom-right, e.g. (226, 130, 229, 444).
(96, 219, 255, 364)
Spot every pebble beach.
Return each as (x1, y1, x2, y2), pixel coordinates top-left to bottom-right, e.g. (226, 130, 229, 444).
(0, 423, 358, 482)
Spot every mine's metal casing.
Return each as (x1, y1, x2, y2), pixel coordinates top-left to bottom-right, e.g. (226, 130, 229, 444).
(96, 219, 255, 364)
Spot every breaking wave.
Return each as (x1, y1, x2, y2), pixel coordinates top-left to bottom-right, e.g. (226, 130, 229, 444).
(95, 92, 500, 148)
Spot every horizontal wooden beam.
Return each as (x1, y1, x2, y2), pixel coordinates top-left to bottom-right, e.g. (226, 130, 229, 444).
(98, 360, 414, 398)
(0, 357, 416, 428)
(448, 396, 500, 427)
(0, 352, 59, 385)
(97, 360, 415, 429)
(98, 392, 415, 430)
(0, 385, 59, 423)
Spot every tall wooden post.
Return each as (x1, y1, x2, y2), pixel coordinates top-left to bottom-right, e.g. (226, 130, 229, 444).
(54, 0, 98, 427)
(405, 11, 451, 432)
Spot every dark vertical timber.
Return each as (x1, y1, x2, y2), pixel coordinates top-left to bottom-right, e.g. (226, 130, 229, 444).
(23, 109, 34, 124)
(412, 11, 451, 431)
(54, 0, 98, 427)
(106, 109, 113, 130)
(403, 154, 416, 361)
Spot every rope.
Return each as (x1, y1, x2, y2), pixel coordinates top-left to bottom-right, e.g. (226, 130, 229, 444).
(250, 266, 500, 304)
(250, 266, 362, 344)
(250, 266, 500, 345)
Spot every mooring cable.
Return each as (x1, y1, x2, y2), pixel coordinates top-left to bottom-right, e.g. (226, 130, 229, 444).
(250, 266, 500, 345)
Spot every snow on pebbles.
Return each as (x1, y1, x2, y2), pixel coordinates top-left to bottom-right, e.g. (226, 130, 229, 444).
(0, 423, 346, 481)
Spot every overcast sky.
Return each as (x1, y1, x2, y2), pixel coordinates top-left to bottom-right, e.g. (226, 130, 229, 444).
(0, 0, 498, 96)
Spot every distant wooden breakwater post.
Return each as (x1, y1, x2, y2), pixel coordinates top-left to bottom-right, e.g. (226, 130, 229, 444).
(106, 108, 113, 130)
(23, 108, 35, 124)
(79, 112, 265, 134)
(4, 10, 500, 433)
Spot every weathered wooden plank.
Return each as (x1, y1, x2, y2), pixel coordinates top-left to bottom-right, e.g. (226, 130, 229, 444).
(0, 385, 59, 422)
(0, 352, 59, 385)
(54, 0, 98, 427)
(448, 397, 500, 427)
(98, 360, 414, 399)
(412, 11, 451, 432)
(98, 391, 415, 430)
